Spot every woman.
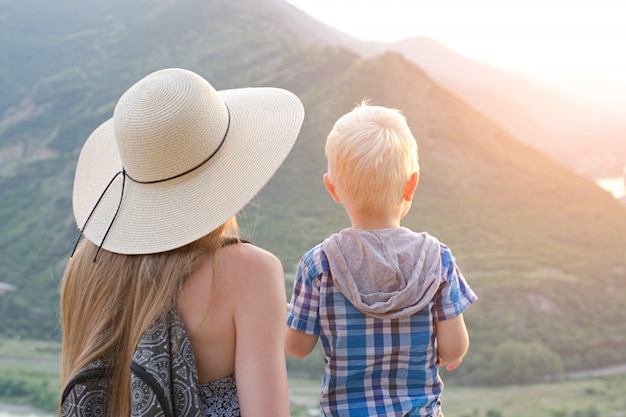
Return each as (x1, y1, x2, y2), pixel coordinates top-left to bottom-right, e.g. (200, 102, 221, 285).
(60, 68, 304, 416)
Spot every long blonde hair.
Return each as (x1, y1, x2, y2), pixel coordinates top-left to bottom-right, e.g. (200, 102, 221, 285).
(60, 218, 238, 416)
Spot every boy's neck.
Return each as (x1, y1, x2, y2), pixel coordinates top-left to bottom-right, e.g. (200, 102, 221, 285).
(347, 209, 402, 230)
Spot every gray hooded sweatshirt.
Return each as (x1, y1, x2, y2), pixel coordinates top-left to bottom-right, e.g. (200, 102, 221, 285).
(323, 227, 442, 320)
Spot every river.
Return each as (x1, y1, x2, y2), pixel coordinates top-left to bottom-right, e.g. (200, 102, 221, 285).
(596, 174, 626, 199)
(0, 404, 52, 417)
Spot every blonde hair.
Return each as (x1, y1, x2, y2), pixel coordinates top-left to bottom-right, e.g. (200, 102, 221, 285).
(60, 218, 238, 416)
(325, 102, 419, 211)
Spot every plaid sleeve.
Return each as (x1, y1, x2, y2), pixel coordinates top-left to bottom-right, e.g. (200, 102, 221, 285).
(287, 245, 323, 335)
(433, 244, 477, 323)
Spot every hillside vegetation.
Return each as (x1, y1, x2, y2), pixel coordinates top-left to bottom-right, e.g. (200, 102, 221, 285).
(3, 338, 625, 415)
(1, 0, 625, 385)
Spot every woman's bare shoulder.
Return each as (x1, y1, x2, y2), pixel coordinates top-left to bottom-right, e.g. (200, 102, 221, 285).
(219, 242, 283, 284)
(218, 243, 286, 320)
(222, 241, 281, 266)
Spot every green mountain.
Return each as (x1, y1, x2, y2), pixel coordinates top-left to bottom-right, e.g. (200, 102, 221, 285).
(1, 0, 625, 384)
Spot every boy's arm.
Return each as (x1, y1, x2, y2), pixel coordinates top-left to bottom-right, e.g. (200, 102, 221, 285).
(434, 313, 469, 370)
(433, 244, 477, 371)
(285, 246, 324, 359)
(285, 328, 319, 358)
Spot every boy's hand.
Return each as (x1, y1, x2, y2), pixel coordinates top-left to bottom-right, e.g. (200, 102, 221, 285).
(439, 358, 462, 371)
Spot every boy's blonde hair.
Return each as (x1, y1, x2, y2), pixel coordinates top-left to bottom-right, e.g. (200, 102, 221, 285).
(325, 102, 419, 211)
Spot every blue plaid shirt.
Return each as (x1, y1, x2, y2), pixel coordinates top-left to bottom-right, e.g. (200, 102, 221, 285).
(287, 241, 477, 416)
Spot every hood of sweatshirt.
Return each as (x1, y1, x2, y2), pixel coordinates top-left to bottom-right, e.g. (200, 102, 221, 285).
(323, 227, 442, 319)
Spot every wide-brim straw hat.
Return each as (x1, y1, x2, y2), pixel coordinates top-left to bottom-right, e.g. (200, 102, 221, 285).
(72, 68, 304, 255)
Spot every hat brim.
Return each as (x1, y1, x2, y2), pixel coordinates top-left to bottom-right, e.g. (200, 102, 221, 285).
(73, 87, 304, 254)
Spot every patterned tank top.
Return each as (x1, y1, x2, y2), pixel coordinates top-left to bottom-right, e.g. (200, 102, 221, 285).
(198, 374, 239, 416)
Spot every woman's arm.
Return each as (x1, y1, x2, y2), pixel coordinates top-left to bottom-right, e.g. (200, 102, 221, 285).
(233, 246, 290, 417)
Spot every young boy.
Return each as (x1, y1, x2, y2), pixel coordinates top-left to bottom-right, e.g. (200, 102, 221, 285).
(285, 102, 477, 416)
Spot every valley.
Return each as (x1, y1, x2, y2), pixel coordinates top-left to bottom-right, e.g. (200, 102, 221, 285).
(1, 338, 626, 417)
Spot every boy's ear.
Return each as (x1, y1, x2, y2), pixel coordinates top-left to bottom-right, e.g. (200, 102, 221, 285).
(323, 173, 340, 202)
(403, 172, 419, 201)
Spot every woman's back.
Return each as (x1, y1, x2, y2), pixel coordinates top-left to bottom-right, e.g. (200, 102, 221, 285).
(178, 241, 290, 416)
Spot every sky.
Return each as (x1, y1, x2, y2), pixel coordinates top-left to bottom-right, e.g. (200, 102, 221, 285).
(285, 0, 626, 89)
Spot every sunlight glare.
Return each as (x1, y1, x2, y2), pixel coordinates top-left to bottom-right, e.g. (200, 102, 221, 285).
(286, 0, 626, 85)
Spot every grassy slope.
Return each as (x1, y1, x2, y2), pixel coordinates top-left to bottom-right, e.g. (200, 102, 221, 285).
(288, 373, 626, 417)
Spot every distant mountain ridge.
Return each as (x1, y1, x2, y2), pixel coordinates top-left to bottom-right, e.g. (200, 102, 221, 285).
(1, 0, 625, 383)
(368, 36, 626, 178)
